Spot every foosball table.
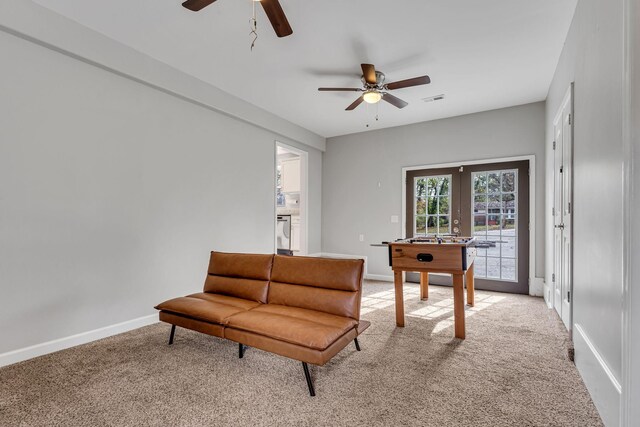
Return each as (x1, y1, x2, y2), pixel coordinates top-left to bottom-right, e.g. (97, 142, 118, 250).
(387, 236, 477, 339)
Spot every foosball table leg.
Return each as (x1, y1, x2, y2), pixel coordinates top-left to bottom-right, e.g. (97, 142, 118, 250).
(466, 263, 475, 307)
(420, 272, 429, 300)
(453, 273, 466, 339)
(393, 270, 405, 327)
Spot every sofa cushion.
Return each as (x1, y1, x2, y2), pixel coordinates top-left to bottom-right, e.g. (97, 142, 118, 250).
(271, 255, 364, 291)
(267, 255, 364, 320)
(208, 251, 273, 280)
(155, 294, 260, 325)
(225, 304, 357, 351)
(203, 251, 274, 303)
(268, 282, 360, 319)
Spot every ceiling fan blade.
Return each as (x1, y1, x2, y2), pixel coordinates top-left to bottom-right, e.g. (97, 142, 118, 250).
(385, 75, 431, 90)
(260, 0, 293, 38)
(361, 64, 377, 85)
(182, 0, 217, 12)
(382, 93, 408, 109)
(318, 88, 362, 92)
(346, 96, 365, 111)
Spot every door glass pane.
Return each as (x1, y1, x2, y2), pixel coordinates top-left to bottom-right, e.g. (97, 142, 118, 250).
(501, 237, 516, 258)
(474, 173, 487, 194)
(416, 178, 427, 197)
(487, 257, 501, 279)
(502, 193, 516, 219)
(488, 214, 501, 229)
(438, 197, 450, 214)
(427, 197, 437, 214)
(427, 216, 437, 234)
(416, 197, 426, 215)
(486, 241, 500, 257)
(488, 173, 501, 193)
(502, 171, 516, 192)
(474, 195, 487, 213)
(472, 169, 518, 282)
(414, 175, 451, 236)
(475, 245, 487, 257)
(501, 258, 516, 281)
(475, 257, 487, 276)
(474, 215, 487, 233)
(503, 217, 516, 232)
(438, 216, 450, 234)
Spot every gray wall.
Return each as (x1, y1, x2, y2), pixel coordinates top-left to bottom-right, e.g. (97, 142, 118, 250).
(628, 0, 640, 422)
(322, 102, 545, 283)
(0, 29, 322, 355)
(545, 0, 624, 424)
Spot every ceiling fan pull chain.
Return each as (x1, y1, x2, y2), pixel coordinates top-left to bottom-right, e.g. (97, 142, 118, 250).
(249, 0, 258, 51)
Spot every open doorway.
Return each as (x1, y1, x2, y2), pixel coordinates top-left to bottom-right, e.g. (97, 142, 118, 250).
(275, 142, 308, 255)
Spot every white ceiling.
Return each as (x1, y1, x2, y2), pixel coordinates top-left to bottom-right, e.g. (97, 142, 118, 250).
(33, 0, 577, 138)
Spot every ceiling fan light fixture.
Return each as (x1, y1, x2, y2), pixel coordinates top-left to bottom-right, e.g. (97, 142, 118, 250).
(363, 90, 382, 104)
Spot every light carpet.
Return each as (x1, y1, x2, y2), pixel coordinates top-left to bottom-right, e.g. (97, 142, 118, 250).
(0, 281, 603, 426)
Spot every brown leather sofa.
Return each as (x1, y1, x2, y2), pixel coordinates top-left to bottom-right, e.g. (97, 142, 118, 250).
(155, 251, 369, 396)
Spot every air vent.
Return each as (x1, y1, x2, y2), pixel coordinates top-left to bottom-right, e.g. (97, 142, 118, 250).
(422, 94, 445, 103)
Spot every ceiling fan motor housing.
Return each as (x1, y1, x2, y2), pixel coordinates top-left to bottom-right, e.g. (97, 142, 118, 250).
(361, 71, 386, 89)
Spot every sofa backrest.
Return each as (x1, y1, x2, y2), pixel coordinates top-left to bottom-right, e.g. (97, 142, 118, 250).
(204, 251, 274, 303)
(268, 255, 364, 320)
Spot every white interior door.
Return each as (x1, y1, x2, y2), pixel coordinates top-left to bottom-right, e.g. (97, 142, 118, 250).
(553, 86, 573, 330)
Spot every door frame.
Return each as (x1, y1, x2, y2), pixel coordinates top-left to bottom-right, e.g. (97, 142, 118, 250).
(401, 154, 536, 294)
(274, 141, 309, 255)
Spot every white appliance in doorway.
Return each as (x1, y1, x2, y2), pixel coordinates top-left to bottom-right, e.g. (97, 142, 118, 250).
(276, 215, 291, 250)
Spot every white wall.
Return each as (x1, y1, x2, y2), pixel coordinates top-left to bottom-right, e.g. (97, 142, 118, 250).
(322, 102, 545, 284)
(545, 0, 624, 424)
(0, 28, 322, 359)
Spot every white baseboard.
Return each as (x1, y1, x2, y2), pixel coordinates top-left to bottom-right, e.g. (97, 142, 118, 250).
(365, 273, 394, 282)
(574, 323, 621, 427)
(543, 280, 553, 308)
(0, 314, 158, 368)
(530, 277, 545, 297)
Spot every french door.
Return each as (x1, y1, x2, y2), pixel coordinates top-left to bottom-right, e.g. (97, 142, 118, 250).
(406, 160, 530, 294)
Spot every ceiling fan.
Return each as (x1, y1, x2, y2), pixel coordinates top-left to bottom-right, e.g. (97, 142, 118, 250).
(181, 0, 293, 38)
(318, 64, 431, 110)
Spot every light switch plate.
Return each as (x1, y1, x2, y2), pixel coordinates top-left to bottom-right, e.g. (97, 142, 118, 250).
(391, 215, 399, 223)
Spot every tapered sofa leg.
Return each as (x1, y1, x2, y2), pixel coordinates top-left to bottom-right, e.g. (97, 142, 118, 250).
(302, 362, 316, 396)
(239, 343, 245, 359)
(354, 338, 361, 351)
(168, 325, 176, 345)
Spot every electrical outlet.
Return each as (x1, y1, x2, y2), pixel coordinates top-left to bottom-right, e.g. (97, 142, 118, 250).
(359, 234, 364, 242)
